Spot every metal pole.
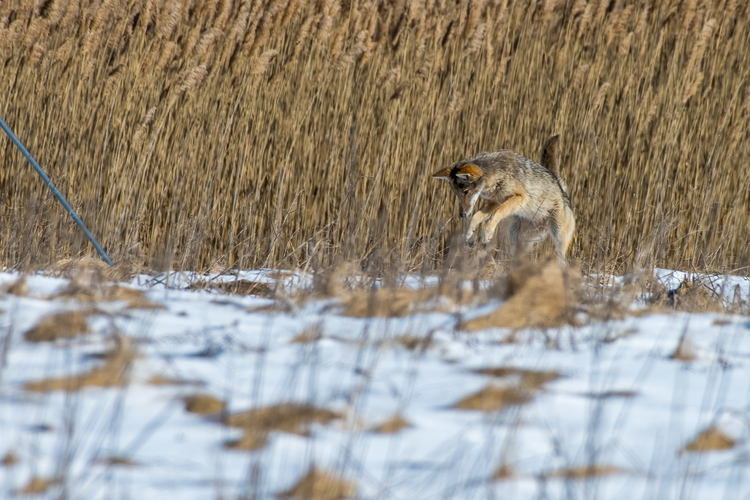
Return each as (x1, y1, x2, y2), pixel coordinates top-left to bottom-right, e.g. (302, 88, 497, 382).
(0, 115, 112, 265)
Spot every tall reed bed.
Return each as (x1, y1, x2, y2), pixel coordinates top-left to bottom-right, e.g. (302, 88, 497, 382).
(1, 0, 748, 275)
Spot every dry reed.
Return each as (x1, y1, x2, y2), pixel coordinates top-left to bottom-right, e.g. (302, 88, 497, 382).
(0, 1, 748, 276)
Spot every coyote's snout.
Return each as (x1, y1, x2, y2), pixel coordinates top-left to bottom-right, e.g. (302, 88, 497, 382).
(432, 135, 575, 264)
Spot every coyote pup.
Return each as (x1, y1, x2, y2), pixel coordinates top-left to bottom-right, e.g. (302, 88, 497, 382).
(432, 136, 575, 263)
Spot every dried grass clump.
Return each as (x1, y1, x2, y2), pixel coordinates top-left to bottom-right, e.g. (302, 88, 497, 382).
(545, 465, 624, 479)
(227, 404, 340, 436)
(343, 278, 473, 318)
(475, 367, 561, 390)
(463, 262, 577, 331)
(682, 426, 735, 452)
(453, 385, 531, 412)
(3, 277, 28, 296)
(670, 336, 698, 362)
(54, 280, 162, 309)
(650, 277, 724, 313)
(1, 450, 19, 466)
(225, 403, 341, 452)
(24, 311, 91, 342)
(25, 339, 136, 392)
(184, 394, 226, 415)
(188, 279, 276, 298)
(280, 467, 357, 500)
(372, 414, 411, 434)
(17, 476, 58, 495)
(492, 462, 516, 480)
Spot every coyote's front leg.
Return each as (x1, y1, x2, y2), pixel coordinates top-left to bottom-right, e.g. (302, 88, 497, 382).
(464, 201, 498, 246)
(480, 193, 526, 244)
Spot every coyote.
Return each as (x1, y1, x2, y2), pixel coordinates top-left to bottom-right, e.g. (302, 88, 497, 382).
(432, 135, 575, 263)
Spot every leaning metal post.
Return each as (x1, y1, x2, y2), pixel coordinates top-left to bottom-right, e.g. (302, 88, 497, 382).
(0, 114, 112, 266)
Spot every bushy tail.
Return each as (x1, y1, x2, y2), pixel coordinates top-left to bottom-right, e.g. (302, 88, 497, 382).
(540, 134, 560, 176)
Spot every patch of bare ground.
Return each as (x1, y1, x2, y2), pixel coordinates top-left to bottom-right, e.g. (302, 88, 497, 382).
(682, 427, 735, 453)
(463, 262, 578, 331)
(24, 311, 91, 342)
(1, 450, 18, 466)
(545, 465, 624, 479)
(188, 279, 276, 298)
(17, 476, 58, 495)
(372, 415, 411, 433)
(184, 394, 226, 415)
(25, 338, 136, 392)
(280, 467, 356, 500)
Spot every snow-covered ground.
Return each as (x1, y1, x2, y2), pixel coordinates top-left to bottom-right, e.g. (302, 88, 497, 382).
(1, 268, 749, 499)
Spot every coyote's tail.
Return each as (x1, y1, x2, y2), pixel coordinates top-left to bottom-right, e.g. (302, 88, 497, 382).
(541, 135, 560, 176)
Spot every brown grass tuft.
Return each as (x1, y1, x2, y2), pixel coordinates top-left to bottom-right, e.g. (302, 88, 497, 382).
(280, 467, 357, 500)
(683, 426, 735, 452)
(188, 279, 275, 298)
(184, 394, 226, 415)
(670, 337, 698, 362)
(3, 277, 28, 296)
(475, 367, 561, 390)
(24, 311, 91, 342)
(453, 385, 531, 412)
(17, 476, 58, 495)
(227, 404, 340, 436)
(464, 263, 576, 331)
(25, 338, 136, 392)
(545, 465, 624, 479)
(1, 450, 19, 466)
(492, 462, 516, 480)
(372, 414, 411, 433)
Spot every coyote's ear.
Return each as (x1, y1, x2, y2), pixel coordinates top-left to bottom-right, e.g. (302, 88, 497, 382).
(455, 164, 482, 182)
(432, 167, 452, 181)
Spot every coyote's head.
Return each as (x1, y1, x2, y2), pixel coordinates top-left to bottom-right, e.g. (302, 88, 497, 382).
(432, 163, 485, 218)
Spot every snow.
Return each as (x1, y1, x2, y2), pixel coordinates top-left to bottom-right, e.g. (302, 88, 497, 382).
(0, 268, 749, 499)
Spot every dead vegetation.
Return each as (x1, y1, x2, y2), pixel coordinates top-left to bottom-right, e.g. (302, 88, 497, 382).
(25, 338, 136, 392)
(454, 385, 532, 412)
(1, 0, 747, 276)
(545, 465, 624, 479)
(16, 477, 58, 495)
(372, 414, 411, 434)
(184, 394, 226, 415)
(280, 467, 356, 500)
(24, 310, 91, 342)
(474, 367, 561, 390)
(1, 450, 18, 466)
(188, 279, 276, 298)
(224, 403, 341, 452)
(464, 262, 577, 331)
(682, 426, 736, 452)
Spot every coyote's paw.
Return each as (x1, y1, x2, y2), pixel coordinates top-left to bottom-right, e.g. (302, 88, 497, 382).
(464, 232, 476, 247)
(480, 227, 495, 245)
